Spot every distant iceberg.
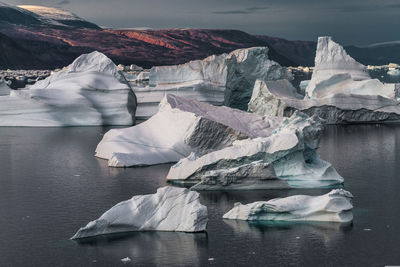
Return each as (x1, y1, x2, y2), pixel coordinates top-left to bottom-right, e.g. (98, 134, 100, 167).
(387, 69, 400, 76)
(223, 189, 353, 223)
(132, 46, 292, 118)
(71, 186, 208, 239)
(0, 51, 137, 126)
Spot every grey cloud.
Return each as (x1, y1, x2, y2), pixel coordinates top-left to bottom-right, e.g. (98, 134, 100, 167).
(57, 0, 70, 5)
(212, 6, 268, 14)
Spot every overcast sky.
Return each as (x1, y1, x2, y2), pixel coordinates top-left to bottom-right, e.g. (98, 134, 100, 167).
(4, 0, 400, 45)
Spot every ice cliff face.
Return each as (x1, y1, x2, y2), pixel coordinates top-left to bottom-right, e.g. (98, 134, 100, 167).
(0, 79, 10, 96)
(0, 51, 137, 126)
(248, 79, 302, 117)
(223, 189, 353, 223)
(224, 47, 293, 110)
(71, 186, 208, 239)
(133, 46, 292, 118)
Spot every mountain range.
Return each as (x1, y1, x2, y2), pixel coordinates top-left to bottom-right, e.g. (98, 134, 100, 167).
(1, 3, 399, 69)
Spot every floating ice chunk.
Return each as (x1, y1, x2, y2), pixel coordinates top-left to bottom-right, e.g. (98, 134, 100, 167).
(387, 69, 400, 76)
(223, 189, 353, 223)
(120, 257, 131, 263)
(71, 186, 208, 239)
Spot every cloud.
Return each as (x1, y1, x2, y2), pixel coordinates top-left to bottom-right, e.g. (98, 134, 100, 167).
(212, 6, 268, 15)
(57, 0, 70, 5)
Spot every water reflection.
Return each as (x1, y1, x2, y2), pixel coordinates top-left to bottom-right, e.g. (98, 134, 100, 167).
(75, 232, 208, 266)
(224, 219, 352, 252)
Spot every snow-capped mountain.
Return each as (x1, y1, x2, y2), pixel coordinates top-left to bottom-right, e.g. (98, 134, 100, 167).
(17, 5, 101, 29)
(0, 2, 100, 29)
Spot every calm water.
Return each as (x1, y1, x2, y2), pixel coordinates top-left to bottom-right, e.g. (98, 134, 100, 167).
(0, 125, 400, 267)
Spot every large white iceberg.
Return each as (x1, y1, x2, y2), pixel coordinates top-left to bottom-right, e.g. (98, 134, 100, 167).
(96, 94, 283, 167)
(166, 109, 343, 189)
(132, 47, 292, 118)
(223, 189, 353, 223)
(248, 37, 400, 124)
(0, 51, 136, 126)
(71, 186, 208, 239)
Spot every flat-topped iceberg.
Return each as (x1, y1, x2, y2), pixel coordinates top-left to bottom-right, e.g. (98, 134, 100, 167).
(71, 186, 208, 239)
(96, 94, 283, 167)
(166, 110, 343, 190)
(223, 189, 353, 223)
(132, 47, 292, 118)
(0, 51, 136, 126)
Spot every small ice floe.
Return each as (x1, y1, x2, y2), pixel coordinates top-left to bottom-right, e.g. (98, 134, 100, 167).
(120, 257, 131, 263)
(223, 189, 353, 223)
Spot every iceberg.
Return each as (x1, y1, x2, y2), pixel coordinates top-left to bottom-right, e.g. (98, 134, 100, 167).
(96, 94, 282, 167)
(96, 94, 283, 167)
(305, 36, 370, 98)
(166, 110, 344, 190)
(223, 189, 353, 223)
(387, 69, 400, 76)
(249, 37, 400, 124)
(132, 47, 292, 118)
(0, 51, 137, 126)
(71, 186, 208, 239)
(0, 79, 10, 96)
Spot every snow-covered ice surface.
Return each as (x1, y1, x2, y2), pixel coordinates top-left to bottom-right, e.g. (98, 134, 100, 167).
(0, 79, 10, 96)
(0, 51, 136, 126)
(17, 5, 100, 28)
(166, 108, 343, 190)
(223, 189, 353, 223)
(96, 94, 282, 167)
(132, 47, 292, 118)
(71, 186, 208, 239)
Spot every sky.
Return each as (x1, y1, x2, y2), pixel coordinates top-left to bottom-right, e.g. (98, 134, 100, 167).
(4, 0, 400, 45)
